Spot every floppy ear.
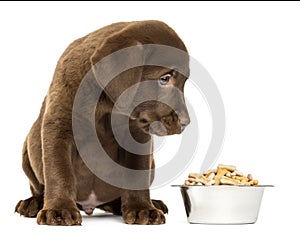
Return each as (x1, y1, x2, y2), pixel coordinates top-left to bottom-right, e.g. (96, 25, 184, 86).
(90, 27, 144, 113)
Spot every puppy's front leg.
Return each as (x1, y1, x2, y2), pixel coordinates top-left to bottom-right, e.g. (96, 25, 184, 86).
(37, 114, 82, 226)
(121, 189, 165, 225)
(120, 122, 165, 225)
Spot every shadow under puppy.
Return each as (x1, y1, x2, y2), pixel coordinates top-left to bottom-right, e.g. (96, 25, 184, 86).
(15, 20, 190, 225)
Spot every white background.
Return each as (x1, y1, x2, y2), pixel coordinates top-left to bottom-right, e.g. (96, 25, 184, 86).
(1, 1, 299, 232)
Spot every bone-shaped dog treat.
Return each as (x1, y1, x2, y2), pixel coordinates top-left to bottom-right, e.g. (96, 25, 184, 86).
(207, 172, 215, 180)
(217, 164, 236, 172)
(231, 176, 248, 181)
(184, 164, 259, 186)
(203, 169, 217, 175)
(220, 176, 240, 185)
(216, 167, 228, 177)
(247, 174, 253, 181)
(234, 170, 244, 177)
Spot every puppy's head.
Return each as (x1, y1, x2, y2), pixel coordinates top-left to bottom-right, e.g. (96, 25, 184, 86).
(91, 20, 190, 136)
(131, 66, 190, 136)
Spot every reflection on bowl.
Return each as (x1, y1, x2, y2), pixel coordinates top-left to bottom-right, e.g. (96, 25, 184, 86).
(173, 185, 273, 224)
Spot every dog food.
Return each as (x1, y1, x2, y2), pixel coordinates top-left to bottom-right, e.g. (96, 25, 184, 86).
(184, 164, 259, 186)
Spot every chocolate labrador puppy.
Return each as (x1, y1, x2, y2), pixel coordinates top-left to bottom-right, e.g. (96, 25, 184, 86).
(15, 20, 190, 225)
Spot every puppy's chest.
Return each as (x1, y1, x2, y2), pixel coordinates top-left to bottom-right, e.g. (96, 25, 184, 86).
(74, 157, 121, 215)
(74, 170, 103, 215)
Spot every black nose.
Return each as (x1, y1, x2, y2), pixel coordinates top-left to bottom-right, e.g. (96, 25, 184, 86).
(175, 109, 190, 132)
(181, 123, 188, 132)
(177, 113, 190, 132)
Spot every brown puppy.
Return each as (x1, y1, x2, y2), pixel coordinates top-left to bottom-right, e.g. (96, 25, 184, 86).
(15, 20, 190, 225)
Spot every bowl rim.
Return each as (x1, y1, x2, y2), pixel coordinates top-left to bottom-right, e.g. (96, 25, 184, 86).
(171, 185, 274, 188)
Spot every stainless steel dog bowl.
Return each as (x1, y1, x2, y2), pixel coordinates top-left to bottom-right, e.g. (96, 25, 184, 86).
(173, 185, 273, 224)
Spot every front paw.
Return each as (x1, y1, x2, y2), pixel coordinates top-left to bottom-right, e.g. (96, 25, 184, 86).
(37, 208, 82, 226)
(152, 199, 168, 214)
(15, 196, 43, 217)
(123, 208, 165, 225)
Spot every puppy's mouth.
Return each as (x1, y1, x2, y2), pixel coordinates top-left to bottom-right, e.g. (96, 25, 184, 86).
(136, 116, 182, 136)
(148, 121, 168, 136)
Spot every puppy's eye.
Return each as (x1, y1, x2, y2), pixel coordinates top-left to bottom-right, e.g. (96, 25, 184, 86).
(159, 74, 171, 85)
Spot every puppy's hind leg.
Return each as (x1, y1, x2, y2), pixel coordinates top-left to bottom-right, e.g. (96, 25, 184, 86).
(15, 138, 44, 217)
(98, 198, 122, 215)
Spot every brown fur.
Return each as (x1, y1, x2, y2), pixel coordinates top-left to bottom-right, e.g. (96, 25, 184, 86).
(15, 20, 190, 225)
